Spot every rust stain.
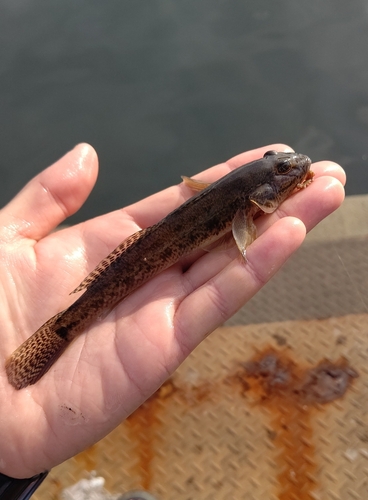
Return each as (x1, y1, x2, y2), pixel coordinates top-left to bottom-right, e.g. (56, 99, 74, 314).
(124, 348, 358, 498)
(125, 378, 214, 490)
(230, 348, 358, 500)
(125, 380, 181, 490)
(126, 394, 161, 491)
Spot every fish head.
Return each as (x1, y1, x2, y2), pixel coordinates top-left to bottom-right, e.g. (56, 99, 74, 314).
(249, 150, 313, 214)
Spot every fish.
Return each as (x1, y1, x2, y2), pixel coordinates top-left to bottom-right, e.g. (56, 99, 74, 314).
(5, 150, 313, 389)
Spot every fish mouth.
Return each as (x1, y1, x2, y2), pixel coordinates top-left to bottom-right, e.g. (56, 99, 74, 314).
(296, 168, 315, 190)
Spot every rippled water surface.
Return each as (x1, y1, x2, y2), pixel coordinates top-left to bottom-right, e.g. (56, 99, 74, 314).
(1, 0, 368, 222)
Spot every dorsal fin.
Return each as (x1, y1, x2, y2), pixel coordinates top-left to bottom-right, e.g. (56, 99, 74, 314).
(71, 228, 148, 294)
(181, 175, 212, 191)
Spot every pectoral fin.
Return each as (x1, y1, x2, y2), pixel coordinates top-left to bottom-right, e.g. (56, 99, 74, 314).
(232, 209, 257, 261)
(249, 184, 279, 214)
(181, 176, 212, 192)
(250, 198, 279, 213)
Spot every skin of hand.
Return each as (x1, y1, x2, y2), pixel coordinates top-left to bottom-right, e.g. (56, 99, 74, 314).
(0, 143, 345, 478)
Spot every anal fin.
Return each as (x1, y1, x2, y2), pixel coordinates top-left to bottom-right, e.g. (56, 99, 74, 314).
(71, 228, 148, 294)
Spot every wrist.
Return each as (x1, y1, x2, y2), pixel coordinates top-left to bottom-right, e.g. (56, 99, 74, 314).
(0, 471, 48, 500)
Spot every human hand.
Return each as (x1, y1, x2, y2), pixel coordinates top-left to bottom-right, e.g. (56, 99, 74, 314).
(0, 144, 345, 478)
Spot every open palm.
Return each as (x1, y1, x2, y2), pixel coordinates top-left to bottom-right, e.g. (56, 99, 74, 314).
(0, 144, 345, 478)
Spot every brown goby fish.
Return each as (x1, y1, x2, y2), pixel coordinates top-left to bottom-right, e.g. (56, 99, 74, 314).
(6, 150, 313, 389)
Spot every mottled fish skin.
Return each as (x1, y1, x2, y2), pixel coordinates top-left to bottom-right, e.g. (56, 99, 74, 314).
(6, 151, 312, 389)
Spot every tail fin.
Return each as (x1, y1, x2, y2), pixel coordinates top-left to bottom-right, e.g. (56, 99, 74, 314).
(6, 313, 70, 390)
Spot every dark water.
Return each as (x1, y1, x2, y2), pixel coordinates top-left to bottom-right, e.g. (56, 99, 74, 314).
(1, 0, 368, 224)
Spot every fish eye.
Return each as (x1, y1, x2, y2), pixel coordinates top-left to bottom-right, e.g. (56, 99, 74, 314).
(276, 160, 292, 174)
(263, 150, 278, 157)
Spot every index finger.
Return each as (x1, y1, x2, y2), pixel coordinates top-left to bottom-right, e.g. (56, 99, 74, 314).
(121, 143, 294, 229)
(121, 147, 346, 230)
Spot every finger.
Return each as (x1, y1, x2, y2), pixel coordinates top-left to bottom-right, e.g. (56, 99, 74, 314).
(123, 143, 293, 228)
(0, 144, 98, 242)
(310, 160, 346, 186)
(175, 217, 306, 352)
(257, 172, 345, 235)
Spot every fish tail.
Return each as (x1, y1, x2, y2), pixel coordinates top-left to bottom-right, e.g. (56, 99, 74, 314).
(6, 312, 71, 390)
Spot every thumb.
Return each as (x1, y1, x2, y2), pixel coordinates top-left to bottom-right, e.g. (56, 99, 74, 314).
(0, 144, 98, 243)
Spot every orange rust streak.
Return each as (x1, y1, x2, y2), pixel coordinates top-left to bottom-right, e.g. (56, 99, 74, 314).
(125, 379, 213, 490)
(126, 395, 161, 491)
(272, 396, 316, 499)
(124, 348, 357, 498)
